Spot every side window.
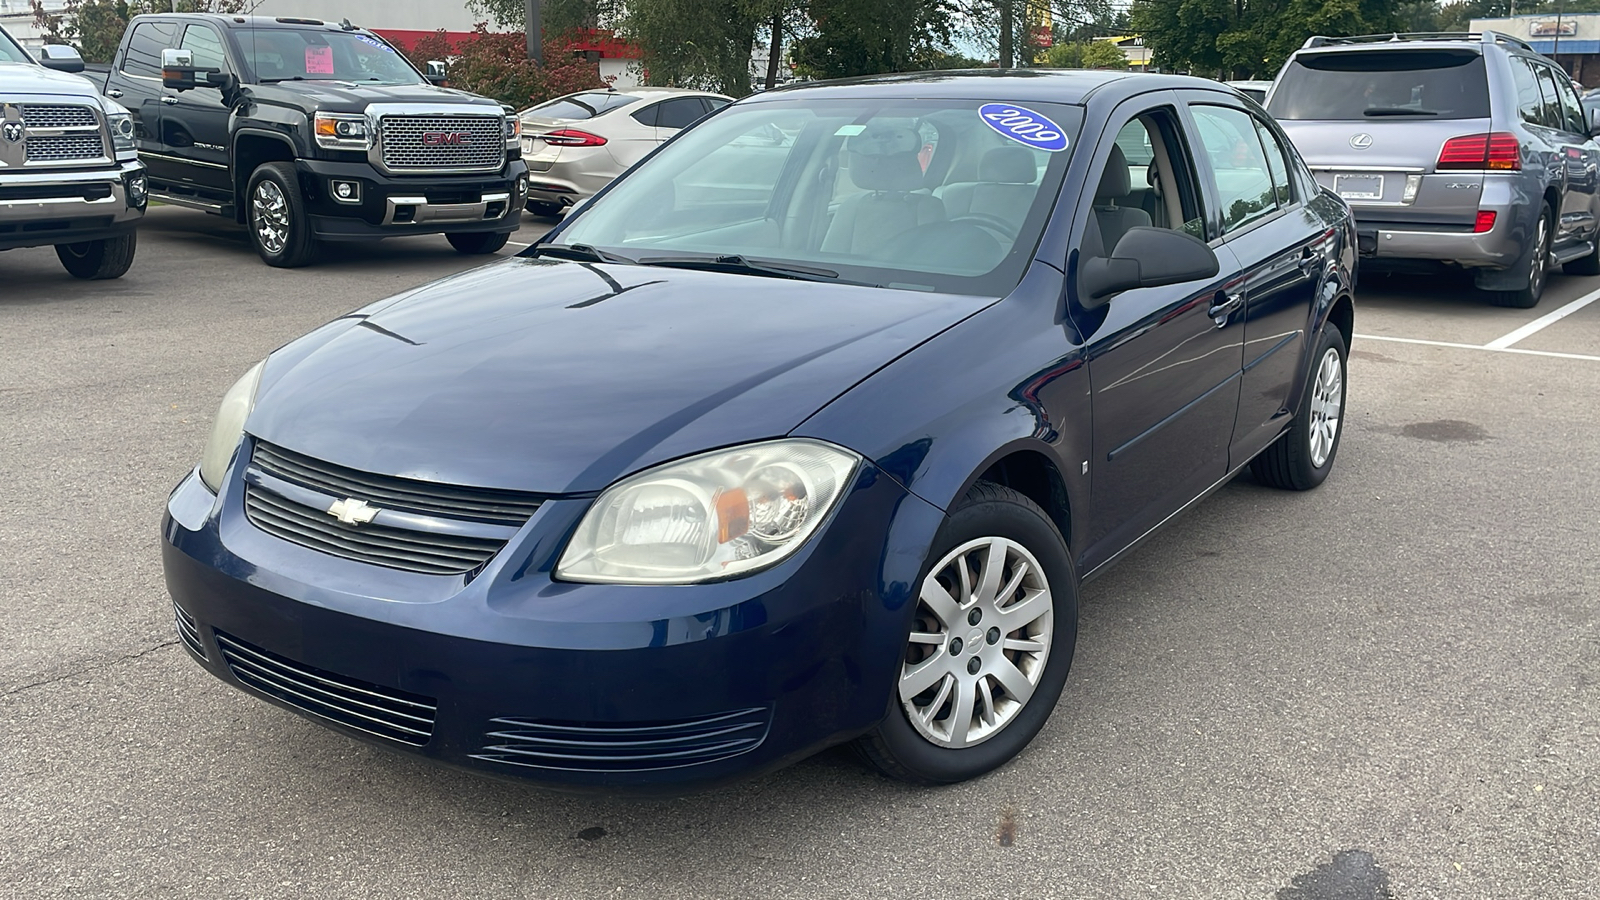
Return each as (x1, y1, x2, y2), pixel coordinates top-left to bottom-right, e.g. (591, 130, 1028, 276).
(122, 21, 179, 78)
(630, 103, 659, 128)
(656, 98, 709, 130)
(705, 98, 731, 113)
(178, 25, 228, 75)
(1087, 108, 1205, 256)
(1550, 68, 1587, 135)
(1533, 64, 1564, 130)
(1190, 105, 1280, 234)
(1511, 58, 1544, 127)
(1252, 116, 1294, 207)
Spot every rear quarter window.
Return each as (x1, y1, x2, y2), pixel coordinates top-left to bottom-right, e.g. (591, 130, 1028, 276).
(1268, 50, 1490, 121)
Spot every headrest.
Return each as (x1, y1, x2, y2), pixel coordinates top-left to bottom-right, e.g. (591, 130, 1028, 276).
(848, 126, 926, 192)
(979, 147, 1036, 184)
(1096, 145, 1132, 200)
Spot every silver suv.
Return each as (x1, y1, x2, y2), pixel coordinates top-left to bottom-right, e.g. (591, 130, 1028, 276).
(1268, 32, 1600, 308)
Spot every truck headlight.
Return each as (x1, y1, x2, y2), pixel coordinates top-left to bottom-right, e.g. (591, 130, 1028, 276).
(107, 111, 135, 154)
(314, 113, 371, 150)
(199, 361, 265, 493)
(556, 440, 860, 584)
(505, 116, 521, 148)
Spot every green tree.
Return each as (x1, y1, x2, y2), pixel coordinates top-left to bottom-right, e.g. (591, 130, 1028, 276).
(1081, 37, 1128, 68)
(31, 0, 244, 63)
(1129, 0, 1408, 78)
(1042, 40, 1085, 67)
(790, 0, 956, 79)
(405, 26, 605, 108)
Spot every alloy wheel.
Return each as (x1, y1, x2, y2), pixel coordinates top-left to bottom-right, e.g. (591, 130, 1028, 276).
(1307, 346, 1343, 468)
(252, 180, 290, 256)
(899, 536, 1053, 749)
(1530, 213, 1550, 298)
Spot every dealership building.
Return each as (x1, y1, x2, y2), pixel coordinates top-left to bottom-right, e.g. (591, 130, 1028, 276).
(1473, 13, 1600, 87)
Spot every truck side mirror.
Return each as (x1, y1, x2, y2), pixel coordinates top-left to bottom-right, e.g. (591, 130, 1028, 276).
(162, 48, 198, 91)
(426, 60, 448, 86)
(37, 44, 85, 74)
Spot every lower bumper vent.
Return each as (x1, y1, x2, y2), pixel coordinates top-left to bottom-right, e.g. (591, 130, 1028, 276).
(214, 631, 437, 746)
(173, 602, 205, 660)
(471, 707, 772, 773)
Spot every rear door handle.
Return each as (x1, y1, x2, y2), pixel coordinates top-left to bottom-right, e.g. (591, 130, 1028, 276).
(107, 89, 124, 99)
(1208, 291, 1244, 325)
(161, 96, 179, 105)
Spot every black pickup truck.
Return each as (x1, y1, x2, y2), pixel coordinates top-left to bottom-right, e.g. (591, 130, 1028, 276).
(96, 14, 529, 267)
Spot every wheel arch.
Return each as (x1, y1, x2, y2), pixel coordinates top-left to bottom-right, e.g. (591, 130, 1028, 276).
(232, 130, 298, 223)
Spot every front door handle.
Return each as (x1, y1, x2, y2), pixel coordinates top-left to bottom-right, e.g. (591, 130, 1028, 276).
(107, 89, 124, 99)
(1298, 247, 1320, 274)
(161, 96, 179, 105)
(1208, 291, 1244, 325)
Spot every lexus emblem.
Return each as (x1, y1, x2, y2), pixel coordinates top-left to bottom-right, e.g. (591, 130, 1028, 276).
(1349, 133, 1374, 150)
(327, 497, 379, 526)
(1, 122, 21, 143)
(421, 131, 468, 146)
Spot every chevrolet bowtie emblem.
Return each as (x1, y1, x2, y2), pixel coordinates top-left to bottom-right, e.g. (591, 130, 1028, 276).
(327, 497, 379, 525)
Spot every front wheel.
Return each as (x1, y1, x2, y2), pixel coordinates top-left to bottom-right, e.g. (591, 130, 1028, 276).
(247, 162, 318, 268)
(1250, 325, 1347, 491)
(857, 481, 1077, 785)
(446, 231, 511, 255)
(56, 233, 137, 280)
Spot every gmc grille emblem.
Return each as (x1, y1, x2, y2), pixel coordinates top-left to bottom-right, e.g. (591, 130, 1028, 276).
(421, 132, 469, 146)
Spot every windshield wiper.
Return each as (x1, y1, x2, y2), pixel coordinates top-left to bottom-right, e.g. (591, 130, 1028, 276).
(531, 243, 635, 264)
(634, 253, 840, 282)
(1363, 107, 1440, 117)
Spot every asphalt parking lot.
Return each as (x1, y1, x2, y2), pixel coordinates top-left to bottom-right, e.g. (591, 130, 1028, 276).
(3, 207, 1598, 899)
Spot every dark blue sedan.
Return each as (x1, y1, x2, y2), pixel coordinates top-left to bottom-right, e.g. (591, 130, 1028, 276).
(163, 71, 1356, 792)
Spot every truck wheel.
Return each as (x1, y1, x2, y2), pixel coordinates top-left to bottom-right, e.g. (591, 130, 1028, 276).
(526, 200, 564, 219)
(247, 162, 318, 268)
(55, 233, 137, 280)
(447, 231, 511, 255)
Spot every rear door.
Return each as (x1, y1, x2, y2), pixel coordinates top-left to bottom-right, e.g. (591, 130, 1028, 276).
(1534, 59, 1600, 243)
(1269, 47, 1493, 228)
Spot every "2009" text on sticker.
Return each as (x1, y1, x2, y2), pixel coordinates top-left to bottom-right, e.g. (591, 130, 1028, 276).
(978, 104, 1069, 152)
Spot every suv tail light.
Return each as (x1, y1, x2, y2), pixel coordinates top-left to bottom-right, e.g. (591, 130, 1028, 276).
(1437, 132, 1520, 171)
(1473, 211, 1497, 233)
(541, 129, 608, 147)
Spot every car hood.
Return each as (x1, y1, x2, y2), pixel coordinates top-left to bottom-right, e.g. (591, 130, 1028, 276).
(0, 61, 98, 96)
(254, 81, 502, 111)
(248, 257, 993, 493)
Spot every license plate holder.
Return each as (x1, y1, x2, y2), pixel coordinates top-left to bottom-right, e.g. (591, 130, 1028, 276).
(1335, 173, 1384, 201)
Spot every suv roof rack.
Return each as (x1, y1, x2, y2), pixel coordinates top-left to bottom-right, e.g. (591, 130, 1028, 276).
(1302, 31, 1533, 52)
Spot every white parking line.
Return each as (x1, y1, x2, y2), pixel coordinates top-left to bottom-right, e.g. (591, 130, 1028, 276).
(1484, 287, 1600, 349)
(1354, 333, 1600, 362)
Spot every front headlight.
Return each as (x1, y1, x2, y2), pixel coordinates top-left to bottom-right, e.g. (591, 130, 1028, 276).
(505, 115, 521, 147)
(314, 113, 371, 150)
(107, 110, 135, 154)
(556, 439, 860, 584)
(198, 361, 265, 493)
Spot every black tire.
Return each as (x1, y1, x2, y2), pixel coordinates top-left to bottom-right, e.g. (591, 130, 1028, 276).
(446, 231, 511, 255)
(55, 232, 137, 280)
(1250, 325, 1348, 491)
(856, 481, 1078, 785)
(1488, 206, 1551, 309)
(525, 200, 564, 218)
(1564, 232, 1600, 276)
(246, 161, 318, 268)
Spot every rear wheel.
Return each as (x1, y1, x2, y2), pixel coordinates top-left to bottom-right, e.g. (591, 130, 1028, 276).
(55, 233, 137, 280)
(857, 481, 1077, 785)
(1250, 325, 1347, 491)
(247, 162, 318, 268)
(446, 231, 511, 255)
(1489, 207, 1550, 309)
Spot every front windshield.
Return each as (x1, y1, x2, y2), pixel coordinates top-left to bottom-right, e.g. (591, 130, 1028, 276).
(0, 29, 31, 63)
(238, 29, 422, 85)
(552, 97, 1082, 296)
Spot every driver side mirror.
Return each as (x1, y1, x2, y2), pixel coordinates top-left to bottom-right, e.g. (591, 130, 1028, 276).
(426, 60, 448, 86)
(37, 44, 85, 74)
(1079, 227, 1220, 307)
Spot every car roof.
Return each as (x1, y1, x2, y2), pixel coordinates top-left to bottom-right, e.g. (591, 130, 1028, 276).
(131, 13, 383, 35)
(750, 69, 1227, 105)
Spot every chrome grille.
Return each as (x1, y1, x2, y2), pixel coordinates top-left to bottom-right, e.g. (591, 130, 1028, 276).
(173, 602, 205, 661)
(215, 631, 437, 746)
(26, 134, 106, 162)
(22, 105, 98, 128)
(380, 114, 504, 173)
(244, 442, 542, 575)
(471, 708, 773, 773)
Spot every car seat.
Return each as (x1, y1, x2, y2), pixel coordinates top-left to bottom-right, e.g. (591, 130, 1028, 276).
(821, 126, 946, 257)
(939, 146, 1038, 231)
(1093, 145, 1152, 255)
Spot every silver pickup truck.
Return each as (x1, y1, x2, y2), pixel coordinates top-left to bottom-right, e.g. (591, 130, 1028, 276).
(1, 27, 146, 279)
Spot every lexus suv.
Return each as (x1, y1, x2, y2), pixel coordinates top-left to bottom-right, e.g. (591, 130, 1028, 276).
(1269, 31, 1600, 308)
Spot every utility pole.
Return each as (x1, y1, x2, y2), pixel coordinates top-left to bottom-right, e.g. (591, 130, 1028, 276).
(999, 0, 1013, 69)
(526, 0, 543, 64)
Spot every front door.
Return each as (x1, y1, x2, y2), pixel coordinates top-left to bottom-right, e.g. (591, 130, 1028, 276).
(1074, 95, 1246, 570)
(109, 19, 178, 166)
(158, 23, 235, 195)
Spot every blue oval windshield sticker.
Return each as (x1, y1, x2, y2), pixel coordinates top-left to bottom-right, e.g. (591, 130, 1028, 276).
(978, 104, 1069, 152)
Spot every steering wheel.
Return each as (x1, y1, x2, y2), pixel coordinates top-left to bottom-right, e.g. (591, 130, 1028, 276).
(948, 213, 1019, 242)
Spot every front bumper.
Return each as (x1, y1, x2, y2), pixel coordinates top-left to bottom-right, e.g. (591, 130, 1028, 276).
(0, 159, 146, 252)
(161, 455, 944, 794)
(294, 159, 528, 241)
